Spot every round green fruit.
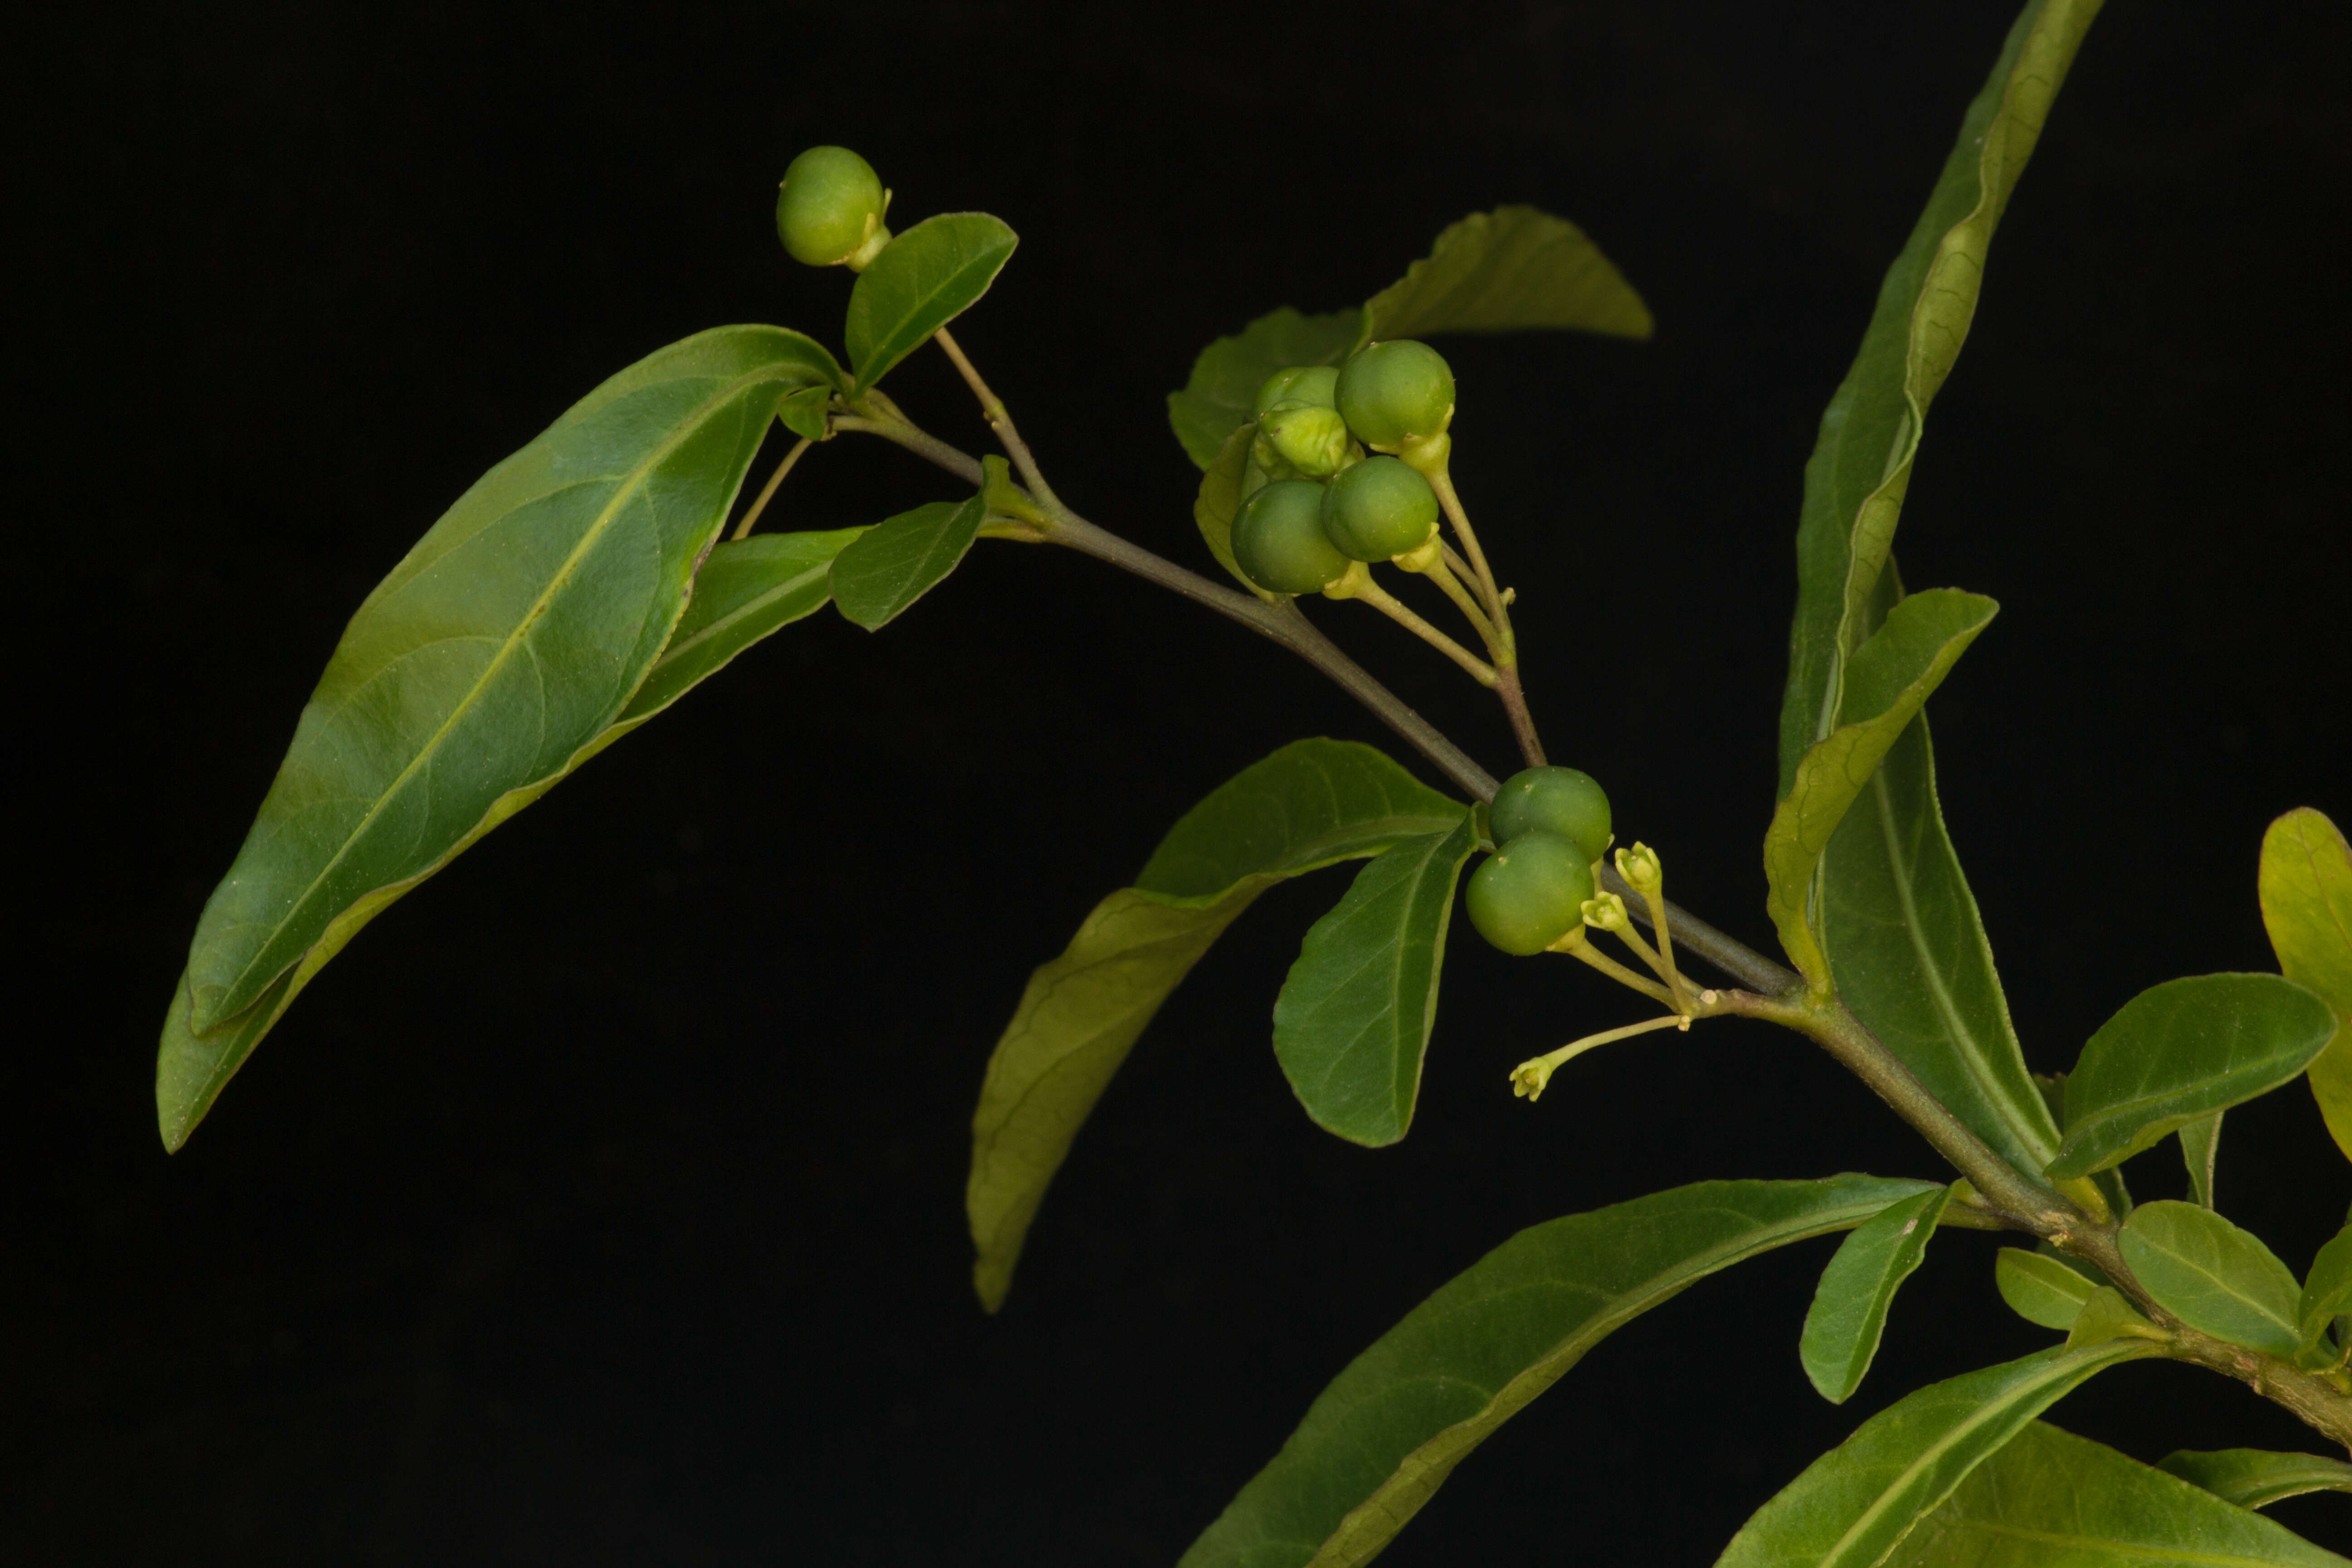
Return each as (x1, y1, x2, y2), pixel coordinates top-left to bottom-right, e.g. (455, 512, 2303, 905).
(776, 146, 887, 266)
(1232, 479, 1350, 594)
(1321, 456, 1438, 560)
(1489, 766, 1612, 864)
(1466, 831, 1595, 956)
(1259, 401, 1352, 477)
(1335, 340, 1455, 450)
(1254, 364, 1340, 415)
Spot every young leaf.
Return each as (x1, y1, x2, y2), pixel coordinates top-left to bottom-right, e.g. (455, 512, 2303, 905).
(2298, 1221, 2352, 1350)
(2180, 1112, 2221, 1209)
(1270, 815, 1480, 1146)
(1801, 1185, 1950, 1403)
(615, 528, 865, 728)
(160, 327, 833, 1134)
(1764, 589, 1998, 987)
(2260, 808, 2352, 1161)
(1360, 206, 1652, 343)
(968, 741, 1465, 1312)
(843, 212, 1018, 390)
(2065, 1286, 2166, 1351)
(1994, 1246, 2097, 1331)
(2158, 1447, 2352, 1512)
(1194, 422, 1276, 600)
(828, 495, 985, 630)
(2116, 1200, 2301, 1359)
(1777, 0, 2101, 790)
(1891, 1423, 2349, 1567)
(1166, 306, 1364, 470)
(776, 383, 832, 441)
(1179, 1176, 1937, 1568)
(2045, 974, 2338, 1179)
(1715, 1339, 2162, 1568)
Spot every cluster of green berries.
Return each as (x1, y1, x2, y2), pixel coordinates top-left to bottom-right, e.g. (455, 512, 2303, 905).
(1230, 341, 1458, 596)
(775, 146, 891, 269)
(1465, 767, 1613, 956)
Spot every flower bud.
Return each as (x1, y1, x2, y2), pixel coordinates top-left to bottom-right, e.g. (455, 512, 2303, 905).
(1336, 340, 1455, 451)
(1259, 401, 1352, 477)
(1253, 364, 1340, 416)
(1320, 456, 1439, 561)
(776, 146, 889, 267)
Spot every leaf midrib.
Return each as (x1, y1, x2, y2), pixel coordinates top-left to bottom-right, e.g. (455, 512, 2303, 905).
(651, 560, 833, 672)
(855, 228, 1014, 386)
(1953, 1522, 2308, 1567)
(2131, 1234, 2295, 1335)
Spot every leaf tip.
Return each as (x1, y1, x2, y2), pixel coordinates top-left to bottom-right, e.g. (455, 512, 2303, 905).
(973, 1259, 1011, 1315)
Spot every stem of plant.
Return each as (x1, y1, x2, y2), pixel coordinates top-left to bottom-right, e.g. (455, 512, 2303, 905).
(730, 433, 813, 541)
(1412, 553, 1499, 647)
(1333, 571, 1497, 686)
(1550, 927, 1684, 1011)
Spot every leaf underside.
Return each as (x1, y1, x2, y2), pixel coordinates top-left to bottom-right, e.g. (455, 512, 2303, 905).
(828, 496, 985, 630)
(2158, 1446, 2352, 1514)
(1801, 1185, 1949, 1403)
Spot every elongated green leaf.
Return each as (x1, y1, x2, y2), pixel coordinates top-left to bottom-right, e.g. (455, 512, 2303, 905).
(1167, 307, 1364, 470)
(1777, 0, 2102, 791)
(1892, 1423, 2348, 1566)
(1271, 816, 1479, 1146)
(1716, 1339, 2159, 1568)
(1362, 206, 1651, 343)
(968, 741, 1464, 1311)
(1803, 1185, 1950, 1403)
(2260, 808, 2352, 1163)
(1765, 590, 1998, 987)
(843, 212, 1018, 390)
(2065, 1287, 2165, 1351)
(615, 528, 863, 728)
(2047, 975, 2339, 1179)
(2299, 1222, 2352, 1351)
(2181, 1112, 2222, 1209)
(2159, 1447, 2352, 1512)
(1181, 1176, 1937, 1568)
(2117, 1200, 2300, 1359)
(1195, 421, 1277, 600)
(829, 495, 985, 630)
(1995, 1246, 2098, 1331)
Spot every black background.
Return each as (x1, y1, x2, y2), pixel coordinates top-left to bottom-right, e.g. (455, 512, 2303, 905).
(16, 1, 2352, 1562)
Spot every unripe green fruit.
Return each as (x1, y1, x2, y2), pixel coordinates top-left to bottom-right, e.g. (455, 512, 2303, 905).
(1335, 340, 1455, 451)
(1259, 401, 1352, 477)
(1490, 766, 1612, 864)
(776, 146, 887, 266)
(1466, 831, 1595, 956)
(1232, 479, 1350, 594)
(1254, 364, 1340, 415)
(1321, 456, 1438, 560)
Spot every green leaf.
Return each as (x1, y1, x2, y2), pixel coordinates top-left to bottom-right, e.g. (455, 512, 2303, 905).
(1361, 206, 1652, 343)
(2298, 1222, 2352, 1351)
(616, 528, 864, 728)
(843, 212, 1018, 390)
(2065, 1286, 2166, 1352)
(1764, 589, 1998, 988)
(1777, 0, 2102, 793)
(1994, 1246, 2099, 1331)
(1716, 1339, 2160, 1568)
(2159, 1447, 2352, 1512)
(1891, 1423, 2349, 1566)
(1270, 815, 1480, 1146)
(2046, 975, 2339, 1179)
(829, 495, 985, 630)
(2035, 1071, 2132, 1221)
(2117, 1200, 2301, 1359)
(2260, 808, 2352, 1163)
(967, 740, 1465, 1311)
(776, 383, 833, 441)
(2181, 1112, 2222, 1209)
(1180, 1176, 1937, 1568)
(1167, 306, 1364, 471)
(1195, 421, 1278, 601)
(1802, 1185, 1950, 1403)
(160, 326, 831, 1140)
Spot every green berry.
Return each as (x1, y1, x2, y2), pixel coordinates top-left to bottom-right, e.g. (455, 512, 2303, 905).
(1254, 365, 1340, 415)
(1489, 767, 1612, 864)
(1232, 480, 1350, 594)
(776, 146, 887, 266)
(1321, 456, 1438, 560)
(1335, 340, 1455, 450)
(1466, 831, 1594, 956)
(1259, 401, 1352, 477)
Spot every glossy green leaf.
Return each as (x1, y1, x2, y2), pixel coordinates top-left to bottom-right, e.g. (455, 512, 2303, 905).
(843, 212, 1018, 390)
(2035, 1071, 2132, 1220)
(1270, 815, 1480, 1146)
(1995, 1246, 2098, 1331)
(160, 326, 832, 1145)
(1892, 1423, 2349, 1566)
(615, 528, 863, 728)
(2298, 1222, 2352, 1350)
(967, 741, 1464, 1311)
(1778, 0, 2102, 792)
(2117, 1201, 2300, 1359)
(2159, 1447, 2352, 1512)
(1167, 306, 1365, 471)
(2181, 1112, 2222, 1209)
(1716, 1339, 2160, 1568)
(1802, 1185, 1950, 1403)
(1181, 1176, 1937, 1568)
(2260, 808, 2352, 1162)
(1765, 589, 1998, 988)
(2047, 975, 2338, 1179)
(1195, 422, 1277, 600)
(829, 495, 985, 630)
(1361, 206, 1651, 343)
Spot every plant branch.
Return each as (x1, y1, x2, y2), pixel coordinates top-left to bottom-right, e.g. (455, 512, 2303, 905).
(1494, 664, 1546, 768)
(730, 434, 812, 541)
(1338, 573, 1497, 686)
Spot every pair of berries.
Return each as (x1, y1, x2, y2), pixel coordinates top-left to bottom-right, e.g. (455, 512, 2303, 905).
(1465, 767, 1613, 956)
(1230, 341, 1457, 595)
